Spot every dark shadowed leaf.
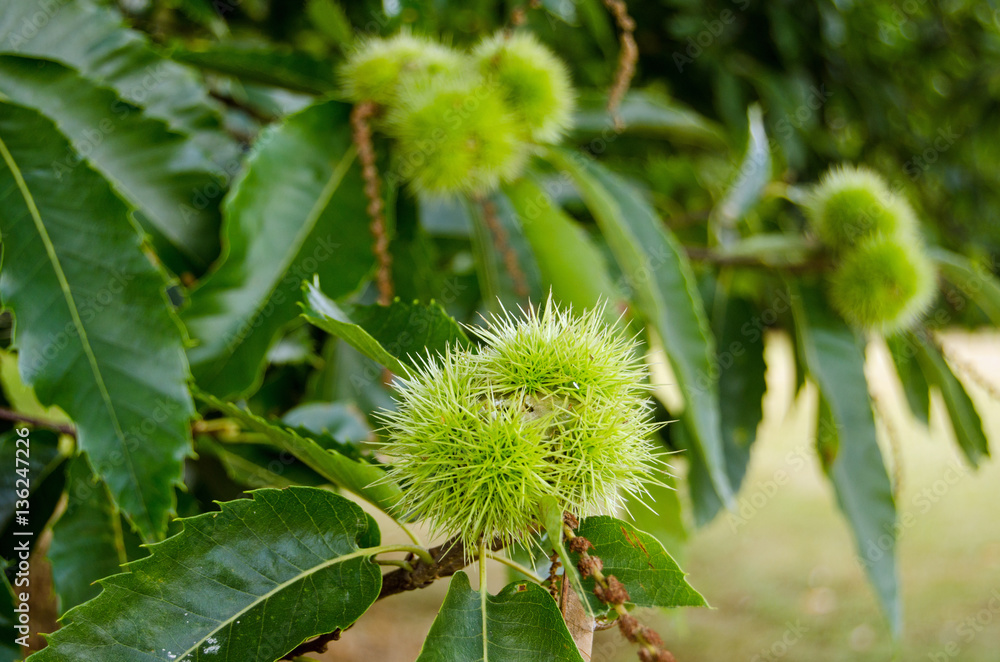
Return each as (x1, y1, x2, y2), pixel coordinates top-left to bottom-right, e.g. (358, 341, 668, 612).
(172, 44, 340, 95)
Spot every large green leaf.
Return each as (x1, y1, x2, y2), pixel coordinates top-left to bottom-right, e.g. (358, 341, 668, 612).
(0, 55, 222, 273)
(172, 44, 340, 95)
(30, 488, 384, 662)
(791, 284, 900, 634)
(184, 99, 374, 398)
(48, 459, 129, 614)
(0, 0, 234, 161)
(909, 331, 990, 466)
(301, 279, 470, 377)
(931, 247, 1000, 327)
(546, 148, 733, 504)
(568, 516, 706, 613)
(572, 89, 726, 148)
(0, 101, 194, 540)
(195, 390, 402, 512)
(416, 571, 584, 662)
(504, 177, 621, 314)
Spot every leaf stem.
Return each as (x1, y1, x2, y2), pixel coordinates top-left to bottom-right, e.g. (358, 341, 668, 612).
(365, 543, 434, 566)
(484, 551, 542, 584)
(393, 518, 424, 548)
(0, 407, 75, 436)
(479, 539, 489, 661)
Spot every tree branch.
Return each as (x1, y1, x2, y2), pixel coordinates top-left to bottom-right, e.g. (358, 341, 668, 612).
(0, 407, 75, 436)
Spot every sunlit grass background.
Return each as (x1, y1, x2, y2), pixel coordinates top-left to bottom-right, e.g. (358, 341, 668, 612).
(323, 332, 1000, 662)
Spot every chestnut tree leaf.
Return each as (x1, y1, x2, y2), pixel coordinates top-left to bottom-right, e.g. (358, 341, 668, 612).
(417, 572, 584, 662)
(29, 488, 383, 662)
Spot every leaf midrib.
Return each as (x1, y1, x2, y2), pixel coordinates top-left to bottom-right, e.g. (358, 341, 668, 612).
(0, 131, 151, 532)
(198, 144, 358, 384)
(176, 545, 374, 659)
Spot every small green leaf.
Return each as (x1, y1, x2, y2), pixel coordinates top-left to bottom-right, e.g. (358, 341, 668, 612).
(710, 105, 771, 244)
(569, 516, 706, 613)
(30, 488, 383, 662)
(908, 331, 990, 466)
(931, 247, 1000, 327)
(572, 89, 726, 148)
(546, 148, 733, 504)
(307, 0, 354, 46)
(504, 177, 621, 313)
(417, 572, 584, 662)
(195, 390, 402, 512)
(791, 283, 900, 634)
(301, 279, 470, 376)
(887, 334, 930, 425)
(184, 99, 374, 398)
(0, 102, 194, 540)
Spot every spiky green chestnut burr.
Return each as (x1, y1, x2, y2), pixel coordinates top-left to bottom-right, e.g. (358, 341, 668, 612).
(386, 76, 527, 194)
(827, 236, 937, 333)
(474, 32, 575, 143)
(805, 166, 916, 250)
(378, 299, 661, 549)
(339, 33, 463, 105)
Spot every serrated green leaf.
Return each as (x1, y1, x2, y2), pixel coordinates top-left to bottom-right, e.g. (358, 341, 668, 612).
(791, 283, 900, 634)
(301, 279, 470, 377)
(887, 334, 930, 425)
(504, 177, 620, 313)
(0, 55, 222, 273)
(908, 331, 990, 466)
(572, 89, 726, 148)
(569, 516, 706, 613)
(30, 488, 383, 662)
(48, 459, 130, 614)
(546, 148, 733, 505)
(195, 390, 402, 511)
(0, 102, 194, 540)
(0, 0, 235, 162)
(172, 45, 340, 95)
(417, 571, 584, 662)
(710, 105, 771, 243)
(931, 247, 1000, 327)
(184, 99, 374, 398)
